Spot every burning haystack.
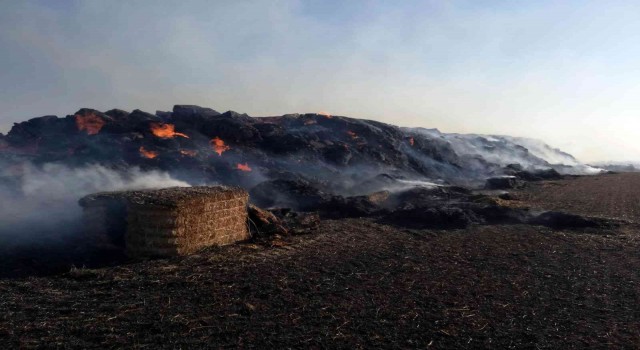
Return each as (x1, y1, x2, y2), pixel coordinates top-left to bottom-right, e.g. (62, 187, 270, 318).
(79, 186, 249, 257)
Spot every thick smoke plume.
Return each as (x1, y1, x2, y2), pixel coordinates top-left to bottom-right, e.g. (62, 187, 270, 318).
(0, 162, 189, 243)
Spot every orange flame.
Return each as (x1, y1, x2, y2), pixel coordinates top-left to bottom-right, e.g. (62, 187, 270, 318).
(180, 149, 197, 157)
(409, 137, 415, 146)
(75, 113, 105, 135)
(347, 130, 358, 139)
(150, 123, 189, 139)
(210, 137, 230, 156)
(236, 163, 252, 172)
(318, 111, 332, 119)
(139, 146, 158, 159)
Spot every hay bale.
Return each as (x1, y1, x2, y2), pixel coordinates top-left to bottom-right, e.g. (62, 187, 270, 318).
(79, 186, 249, 257)
(78, 194, 128, 247)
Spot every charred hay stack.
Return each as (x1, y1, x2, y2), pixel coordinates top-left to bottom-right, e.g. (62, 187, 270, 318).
(79, 186, 249, 257)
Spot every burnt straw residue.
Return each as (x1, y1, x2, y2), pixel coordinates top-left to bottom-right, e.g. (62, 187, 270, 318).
(0, 104, 605, 247)
(1, 104, 601, 196)
(2, 218, 639, 348)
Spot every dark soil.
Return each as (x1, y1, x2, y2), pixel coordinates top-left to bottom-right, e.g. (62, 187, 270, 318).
(519, 172, 640, 223)
(2, 174, 640, 348)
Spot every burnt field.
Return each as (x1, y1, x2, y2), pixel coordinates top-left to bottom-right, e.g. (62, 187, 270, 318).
(2, 173, 640, 348)
(519, 172, 640, 223)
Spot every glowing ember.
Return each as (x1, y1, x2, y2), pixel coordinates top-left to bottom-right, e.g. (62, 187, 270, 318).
(75, 113, 105, 135)
(236, 163, 252, 172)
(139, 146, 158, 159)
(347, 130, 358, 139)
(318, 111, 332, 119)
(180, 149, 197, 157)
(210, 137, 230, 156)
(150, 123, 189, 139)
(409, 137, 415, 146)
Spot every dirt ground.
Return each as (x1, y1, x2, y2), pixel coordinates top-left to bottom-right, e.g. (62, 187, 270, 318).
(519, 172, 640, 223)
(1, 174, 640, 348)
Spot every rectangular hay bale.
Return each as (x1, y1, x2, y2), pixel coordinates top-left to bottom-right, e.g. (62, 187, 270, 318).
(79, 186, 250, 257)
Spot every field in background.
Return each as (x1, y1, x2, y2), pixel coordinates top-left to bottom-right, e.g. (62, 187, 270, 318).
(520, 172, 640, 223)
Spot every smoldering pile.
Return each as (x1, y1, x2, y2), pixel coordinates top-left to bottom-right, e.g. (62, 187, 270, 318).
(0, 105, 616, 280)
(248, 179, 615, 232)
(0, 105, 601, 197)
(0, 105, 608, 252)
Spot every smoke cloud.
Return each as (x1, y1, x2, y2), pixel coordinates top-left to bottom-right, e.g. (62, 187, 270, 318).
(0, 163, 189, 242)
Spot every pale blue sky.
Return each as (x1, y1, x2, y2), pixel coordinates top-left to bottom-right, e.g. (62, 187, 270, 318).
(1, 0, 640, 162)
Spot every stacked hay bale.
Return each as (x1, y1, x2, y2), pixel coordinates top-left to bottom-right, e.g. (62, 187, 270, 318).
(78, 193, 128, 247)
(79, 186, 249, 257)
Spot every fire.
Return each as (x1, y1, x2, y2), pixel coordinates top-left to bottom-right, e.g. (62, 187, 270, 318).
(75, 113, 105, 135)
(347, 130, 358, 139)
(139, 146, 158, 159)
(409, 137, 415, 146)
(236, 163, 252, 172)
(210, 137, 230, 156)
(150, 123, 189, 139)
(180, 149, 197, 157)
(318, 111, 332, 119)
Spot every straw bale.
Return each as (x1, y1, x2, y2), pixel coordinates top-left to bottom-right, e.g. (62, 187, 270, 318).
(79, 195, 128, 246)
(79, 186, 250, 257)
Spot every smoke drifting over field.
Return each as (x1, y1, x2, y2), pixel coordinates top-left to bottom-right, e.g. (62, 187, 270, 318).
(0, 163, 188, 241)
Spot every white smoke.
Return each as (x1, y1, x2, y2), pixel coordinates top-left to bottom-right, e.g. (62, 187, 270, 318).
(413, 131, 603, 175)
(19, 163, 189, 197)
(501, 136, 579, 166)
(0, 163, 190, 241)
(444, 134, 550, 169)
